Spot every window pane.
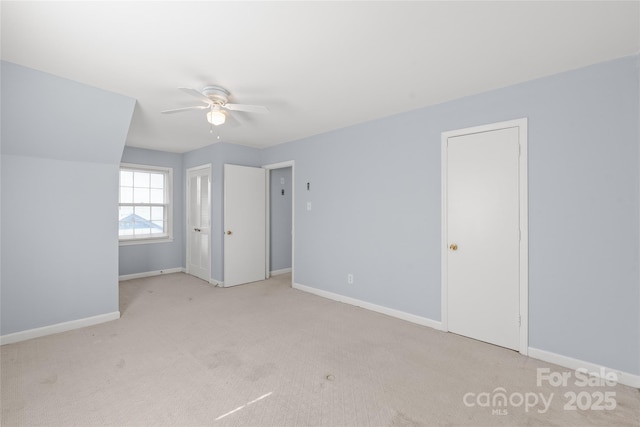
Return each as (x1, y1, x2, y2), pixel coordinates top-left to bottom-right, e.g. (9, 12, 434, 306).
(150, 189, 164, 204)
(119, 206, 134, 220)
(120, 187, 133, 204)
(133, 204, 153, 237)
(134, 188, 149, 203)
(135, 206, 151, 220)
(118, 206, 135, 236)
(120, 170, 133, 187)
(133, 172, 150, 188)
(151, 206, 164, 221)
(151, 221, 164, 233)
(150, 173, 164, 189)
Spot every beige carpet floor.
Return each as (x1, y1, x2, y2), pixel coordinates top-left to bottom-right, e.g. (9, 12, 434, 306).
(1, 272, 639, 426)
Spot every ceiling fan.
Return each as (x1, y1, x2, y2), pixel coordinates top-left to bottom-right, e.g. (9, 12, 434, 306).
(161, 85, 269, 126)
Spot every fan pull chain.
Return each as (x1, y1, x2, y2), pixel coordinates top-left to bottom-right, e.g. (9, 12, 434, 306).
(209, 122, 221, 140)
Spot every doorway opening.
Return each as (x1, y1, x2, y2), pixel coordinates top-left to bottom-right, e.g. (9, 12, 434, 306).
(264, 161, 295, 286)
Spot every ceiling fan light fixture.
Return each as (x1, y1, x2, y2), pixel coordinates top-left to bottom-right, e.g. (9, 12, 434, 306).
(207, 109, 226, 126)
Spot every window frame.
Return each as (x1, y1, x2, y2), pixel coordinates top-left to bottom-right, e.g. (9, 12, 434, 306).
(118, 162, 173, 246)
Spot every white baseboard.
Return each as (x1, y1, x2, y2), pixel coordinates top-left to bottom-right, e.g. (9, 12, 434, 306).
(210, 279, 224, 287)
(528, 347, 640, 389)
(293, 282, 443, 331)
(0, 311, 121, 345)
(270, 268, 292, 276)
(290, 283, 640, 388)
(119, 267, 185, 281)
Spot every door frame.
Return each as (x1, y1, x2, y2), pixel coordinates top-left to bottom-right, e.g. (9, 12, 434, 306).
(186, 163, 212, 282)
(263, 160, 295, 285)
(441, 118, 528, 355)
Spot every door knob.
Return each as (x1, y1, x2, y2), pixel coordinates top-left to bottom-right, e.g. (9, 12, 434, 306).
(449, 243, 458, 251)
(226, 230, 232, 235)
(194, 228, 201, 232)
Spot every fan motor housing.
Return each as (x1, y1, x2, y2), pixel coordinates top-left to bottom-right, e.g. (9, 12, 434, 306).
(202, 85, 230, 105)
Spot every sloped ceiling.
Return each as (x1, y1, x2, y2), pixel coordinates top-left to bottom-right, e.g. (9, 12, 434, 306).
(2, 1, 638, 153)
(2, 62, 136, 164)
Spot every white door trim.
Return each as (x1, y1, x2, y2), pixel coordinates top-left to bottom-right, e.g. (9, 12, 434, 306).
(441, 118, 528, 355)
(263, 160, 295, 285)
(186, 163, 212, 282)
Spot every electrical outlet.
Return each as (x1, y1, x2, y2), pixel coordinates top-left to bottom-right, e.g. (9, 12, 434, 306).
(347, 274, 354, 284)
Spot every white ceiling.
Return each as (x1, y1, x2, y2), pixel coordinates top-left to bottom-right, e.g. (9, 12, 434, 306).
(2, 1, 639, 153)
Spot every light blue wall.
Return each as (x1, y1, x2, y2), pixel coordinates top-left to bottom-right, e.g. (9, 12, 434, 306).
(525, 56, 638, 376)
(1, 157, 121, 333)
(118, 147, 184, 276)
(1, 61, 135, 335)
(262, 54, 640, 375)
(269, 167, 292, 272)
(183, 142, 262, 282)
(262, 114, 441, 317)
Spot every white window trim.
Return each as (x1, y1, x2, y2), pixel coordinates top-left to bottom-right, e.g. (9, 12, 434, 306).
(119, 162, 173, 246)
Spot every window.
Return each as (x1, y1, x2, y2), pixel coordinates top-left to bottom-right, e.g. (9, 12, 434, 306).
(119, 163, 172, 244)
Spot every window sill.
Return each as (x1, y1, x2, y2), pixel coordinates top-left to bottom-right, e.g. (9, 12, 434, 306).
(119, 237, 174, 246)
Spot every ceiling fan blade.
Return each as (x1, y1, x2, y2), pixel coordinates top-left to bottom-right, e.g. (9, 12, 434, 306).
(161, 105, 208, 114)
(179, 87, 213, 104)
(223, 111, 242, 128)
(224, 103, 269, 114)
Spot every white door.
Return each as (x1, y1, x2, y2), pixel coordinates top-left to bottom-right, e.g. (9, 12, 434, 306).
(444, 122, 525, 351)
(186, 165, 211, 282)
(224, 164, 266, 287)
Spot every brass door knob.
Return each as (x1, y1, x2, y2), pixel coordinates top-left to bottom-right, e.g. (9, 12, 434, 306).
(226, 230, 232, 235)
(449, 243, 458, 251)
